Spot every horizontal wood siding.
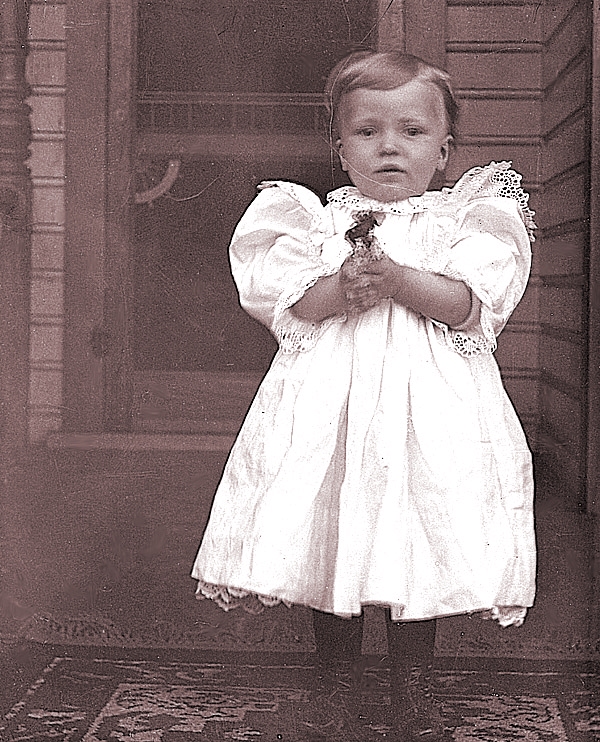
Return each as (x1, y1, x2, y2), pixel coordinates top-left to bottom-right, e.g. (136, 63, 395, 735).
(538, 0, 591, 508)
(26, 0, 68, 441)
(447, 5, 542, 42)
(446, 0, 543, 447)
(447, 51, 542, 90)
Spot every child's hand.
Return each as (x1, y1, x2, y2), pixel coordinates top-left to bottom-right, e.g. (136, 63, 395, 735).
(340, 271, 381, 314)
(360, 255, 403, 301)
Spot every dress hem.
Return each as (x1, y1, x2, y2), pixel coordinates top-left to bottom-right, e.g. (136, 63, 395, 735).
(194, 580, 530, 627)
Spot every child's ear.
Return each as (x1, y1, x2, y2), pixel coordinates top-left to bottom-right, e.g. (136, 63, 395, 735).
(437, 135, 452, 171)
(336, 137, 348, 172)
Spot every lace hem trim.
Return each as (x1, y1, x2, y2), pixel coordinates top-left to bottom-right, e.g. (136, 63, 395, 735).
(196, 581, 287, 614)
(272, 266, 343, 354)
(326, 161, 537, 243)
(196, 582, 528, 627)
(479, 605, 528, 628)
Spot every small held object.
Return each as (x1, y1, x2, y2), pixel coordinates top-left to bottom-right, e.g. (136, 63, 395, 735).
(341, 210, 385, 280)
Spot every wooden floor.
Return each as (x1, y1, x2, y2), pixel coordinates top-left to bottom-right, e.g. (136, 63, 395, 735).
(0, 443, 596, 662)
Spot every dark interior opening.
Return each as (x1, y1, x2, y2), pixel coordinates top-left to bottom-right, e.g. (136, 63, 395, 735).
(133, 0, 375, 372)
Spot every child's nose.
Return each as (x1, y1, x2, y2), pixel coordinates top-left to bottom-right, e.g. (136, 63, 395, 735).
(379, 132, 401, 155)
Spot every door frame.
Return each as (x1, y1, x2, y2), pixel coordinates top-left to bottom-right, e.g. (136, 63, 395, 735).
(587, 4, 600, 636)
(588, 0, 600, 516)
(64, 0, 136, 431)
(63, 0, 446, 434)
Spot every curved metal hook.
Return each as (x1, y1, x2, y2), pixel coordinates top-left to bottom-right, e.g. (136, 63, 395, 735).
(135, 159, 181, 204)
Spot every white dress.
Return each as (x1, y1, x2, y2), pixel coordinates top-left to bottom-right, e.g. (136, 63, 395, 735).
(191, 161, 537, 626)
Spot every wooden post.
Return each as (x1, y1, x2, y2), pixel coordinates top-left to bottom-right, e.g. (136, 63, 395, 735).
(404, 0, 446, 68)
(376, 0, 446, 67)
(63, 0, 136, 433)
(587, 0, 600, 648)
(0, 0, 32, 455)
(377, 0, 406, 51)
(63, 0, 108, 432)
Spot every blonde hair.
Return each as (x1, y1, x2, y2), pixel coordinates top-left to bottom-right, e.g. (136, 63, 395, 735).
(325, 50, 459, 142)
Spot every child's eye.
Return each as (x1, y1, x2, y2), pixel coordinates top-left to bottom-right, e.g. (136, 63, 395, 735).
(358, 128, 376, 138)
(405, 127, 423, 137)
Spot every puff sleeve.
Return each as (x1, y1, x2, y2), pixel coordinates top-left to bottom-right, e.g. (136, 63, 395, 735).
(439, 196, 532, 356)
(229, 182, 342, 353)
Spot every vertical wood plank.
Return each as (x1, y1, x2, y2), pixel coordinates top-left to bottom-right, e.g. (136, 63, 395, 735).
(404, 0, 446, 67)
(103, 0, 136, 430)
(63, 0, 108, 431)
(587, 0, 600, 646)
(587, 0, 600, 516)
(538, 0, 591, 508)
(0, 0, 31, 451)
(376, 0, 446, 67)
(377, 0, 406, 50)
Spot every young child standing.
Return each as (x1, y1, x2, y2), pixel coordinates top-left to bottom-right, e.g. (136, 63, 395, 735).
(192, 50, 536, 740)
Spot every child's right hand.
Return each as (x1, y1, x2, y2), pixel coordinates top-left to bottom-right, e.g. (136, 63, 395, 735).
(341, 271, 381, 314)
(291, 266, 380, 322)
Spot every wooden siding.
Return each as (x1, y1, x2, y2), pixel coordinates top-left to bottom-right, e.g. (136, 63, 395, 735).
(446, 0, 543, 448)
(26, 0, 67, 441)
(538, 0, 592, 508)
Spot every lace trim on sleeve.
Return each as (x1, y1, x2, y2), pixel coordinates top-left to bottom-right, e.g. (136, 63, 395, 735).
(272, 266, 343, 354)
(433, 267, 499, 357)
(448, 320, 497, 356)
(450, 161, 537, 243)
(433, 319, 497, 357)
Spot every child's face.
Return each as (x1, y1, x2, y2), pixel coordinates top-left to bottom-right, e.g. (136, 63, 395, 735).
(336, 80, 452, 202)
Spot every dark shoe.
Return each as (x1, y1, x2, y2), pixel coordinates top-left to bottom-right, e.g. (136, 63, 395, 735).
(390, 663, 444, 740)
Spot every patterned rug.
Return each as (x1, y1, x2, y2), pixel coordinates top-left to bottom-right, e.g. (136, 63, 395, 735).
(1, 646, 598, 741)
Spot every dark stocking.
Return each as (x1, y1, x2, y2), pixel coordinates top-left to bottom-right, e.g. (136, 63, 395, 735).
(385, 617, 443, 739)
(385, 616, 436, 667)
(312, 609, 364, 666)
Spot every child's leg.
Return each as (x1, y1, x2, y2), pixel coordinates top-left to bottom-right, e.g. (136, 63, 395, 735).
(309, 611, 365, 732)
(312, 609, 364, 666)
(385, 616, 436, 664)
(386, 616, 444, 739)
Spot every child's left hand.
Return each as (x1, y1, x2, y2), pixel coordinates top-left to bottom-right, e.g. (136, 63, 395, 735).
(360, 255, 404, 302)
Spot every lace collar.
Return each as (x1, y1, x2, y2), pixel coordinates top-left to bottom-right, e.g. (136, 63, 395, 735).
(327, 186, 439, 215)
(326, 161, 536, 241)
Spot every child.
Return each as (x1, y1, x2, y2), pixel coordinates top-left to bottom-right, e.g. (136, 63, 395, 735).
(191, 50, 536, 739)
